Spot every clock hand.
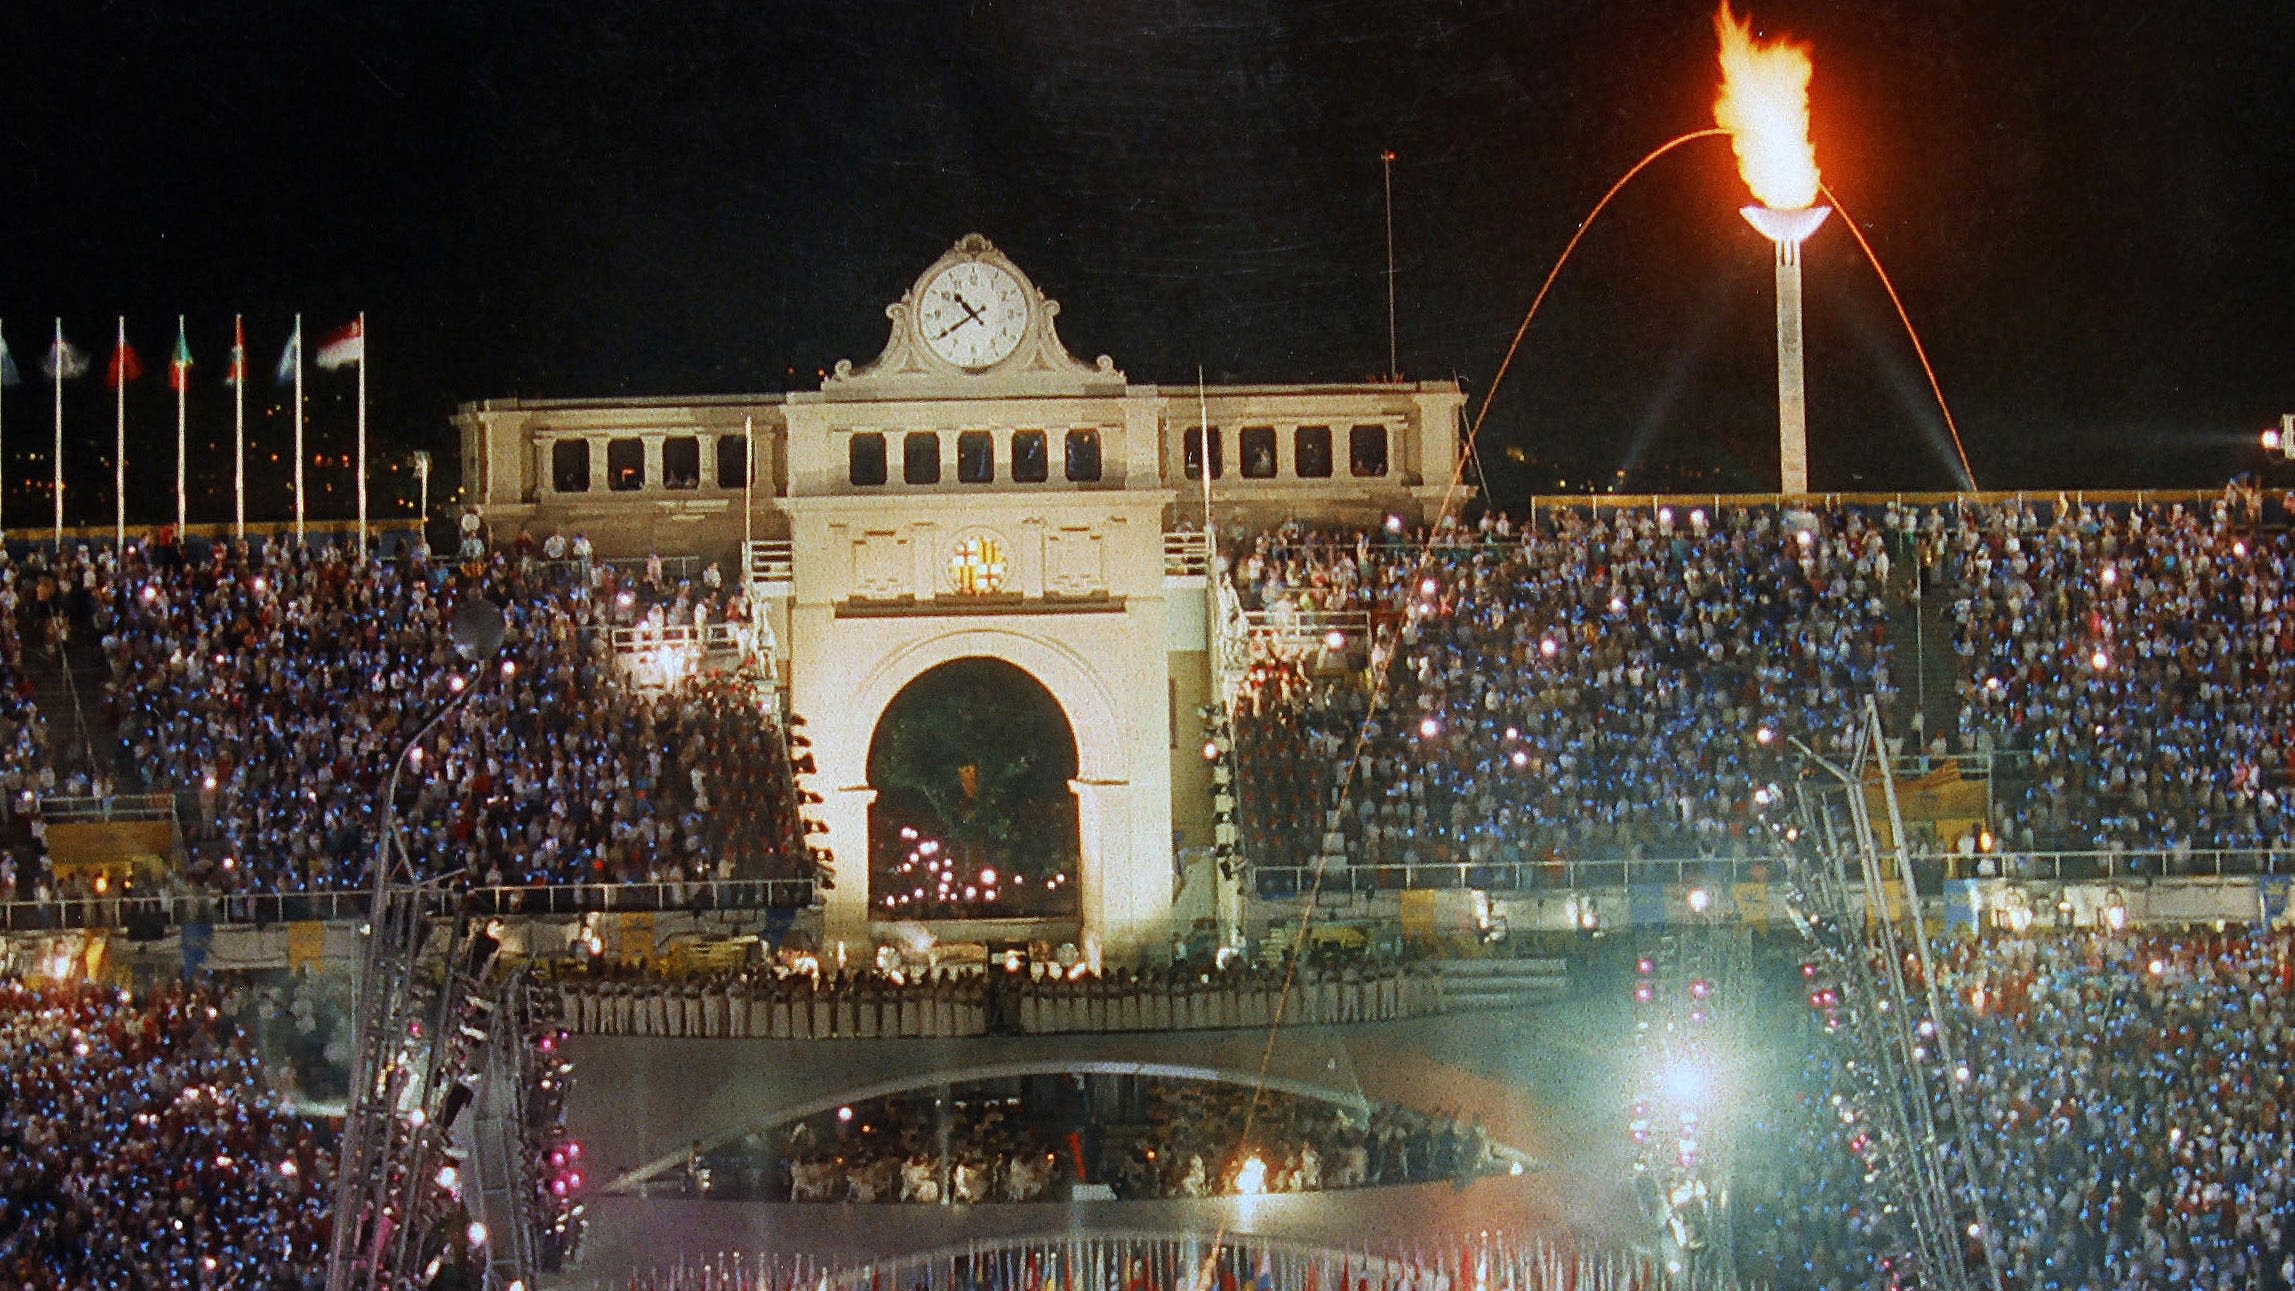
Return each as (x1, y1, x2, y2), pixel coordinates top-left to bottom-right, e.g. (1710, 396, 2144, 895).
(933, 295, 989, 341)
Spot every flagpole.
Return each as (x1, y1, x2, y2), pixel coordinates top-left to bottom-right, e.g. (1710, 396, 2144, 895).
(175, 315, 187, 535)
(293, 313, 305, 547)
(114, 315, 125, 555)
(233, 315, 246, 545)
(355, 310, 367, 554)
(742, 414, 755, 560)
(51, 319, 62, 549)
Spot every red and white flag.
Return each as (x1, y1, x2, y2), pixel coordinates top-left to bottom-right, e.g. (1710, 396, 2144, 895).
(315, 316, 364, 369)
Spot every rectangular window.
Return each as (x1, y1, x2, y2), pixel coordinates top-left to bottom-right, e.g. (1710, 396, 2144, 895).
(1349, 424, 1389, 477)
(1183, 427, 1223, 480)
(957, 430, 995, 484)
(1011, 430, 1048, 483)
(1239, 426, 1277, 479)
(716, 435, 748, 489)
(849, 432, 887, 487)
(662, 436, 701, 490)
(1294, 425, 1333, 478)
(903, 432, 941, 485)
(1065, 429, 1102, 482)
(551, 440, 591, 493)
(606, 437, 645, 492)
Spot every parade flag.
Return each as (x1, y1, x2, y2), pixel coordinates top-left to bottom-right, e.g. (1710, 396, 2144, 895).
(275, 319, 301, 385)
(316, 316, 364, 369)
(169, 325, 194, 391)
(0, 327, 19, 386)
(44, 333, 88, 380)
(106, 333, 142, 387)
(225, 317, 246, 386)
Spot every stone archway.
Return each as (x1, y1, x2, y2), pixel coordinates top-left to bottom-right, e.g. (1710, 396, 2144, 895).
(805, 624, 1167, 961)
(864, 657, 1081, 922)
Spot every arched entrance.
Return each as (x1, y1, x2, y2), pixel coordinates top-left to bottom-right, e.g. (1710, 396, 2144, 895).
(865, 658, 1081, 922)
(798, 622, 1171, 961)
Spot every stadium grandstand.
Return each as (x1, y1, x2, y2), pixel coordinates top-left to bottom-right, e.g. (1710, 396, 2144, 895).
(0, 222, 2290, 1291)
(1, 489, 2293, 1290)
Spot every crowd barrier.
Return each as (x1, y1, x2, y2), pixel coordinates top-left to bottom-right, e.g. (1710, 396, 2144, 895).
(0, 877, 816, 935)
(556, 966, 1444, 1040)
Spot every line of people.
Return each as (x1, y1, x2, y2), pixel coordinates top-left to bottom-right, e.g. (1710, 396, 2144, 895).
(550, 957, 1445, 1040)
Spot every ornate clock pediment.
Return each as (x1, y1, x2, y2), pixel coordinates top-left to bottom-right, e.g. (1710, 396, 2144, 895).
(824, 234, 1125, 396)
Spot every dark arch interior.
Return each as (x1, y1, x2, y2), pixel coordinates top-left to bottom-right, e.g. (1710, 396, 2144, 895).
(866, 657, 1081, 921)
(680, 1072, 1506, 1204)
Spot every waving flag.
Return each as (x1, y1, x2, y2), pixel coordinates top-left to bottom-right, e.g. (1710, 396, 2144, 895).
(169, 325, 194, 392)
(106, 333, 143, 388)
(315, 316, 364, 369)
(225, 317, 246, 387)
(44, 333, 88, 380)
(275, 319, 301, 385)
(0, 325, 19, 387)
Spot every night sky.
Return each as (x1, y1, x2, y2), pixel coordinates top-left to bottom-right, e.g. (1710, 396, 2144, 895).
(0, 0, 2290, 525)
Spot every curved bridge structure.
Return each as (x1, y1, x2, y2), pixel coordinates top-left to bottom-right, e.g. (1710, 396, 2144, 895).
(557, 1003, 1642, 1287)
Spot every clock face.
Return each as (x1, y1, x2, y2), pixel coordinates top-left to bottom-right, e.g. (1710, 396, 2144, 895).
(917, 261, 1029, 370)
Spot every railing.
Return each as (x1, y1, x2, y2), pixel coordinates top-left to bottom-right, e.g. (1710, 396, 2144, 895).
(1888, 751, 1998, 781)
(745, 538, 794, 589)
(606, 621, 751, 657)
(1240, 608, 1373, 658)
(37, 792, 178, 823)
(1248, 847, 2295, 896)
(0, 876, 816, 934)
(533, 554, 708, 583)
(1162, 529, 1210, 579)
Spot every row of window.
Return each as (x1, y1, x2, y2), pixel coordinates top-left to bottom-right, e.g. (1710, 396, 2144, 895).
(544, 423, 1389, 495)
(849, 429, 1104, 487)
(551, 436, 748, 494)
(1184, 424, 1388, 481)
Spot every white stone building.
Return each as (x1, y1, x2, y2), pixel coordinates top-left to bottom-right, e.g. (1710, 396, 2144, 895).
(458, 235, 1465, 959)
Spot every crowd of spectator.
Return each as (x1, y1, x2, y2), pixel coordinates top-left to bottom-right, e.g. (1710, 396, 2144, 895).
(97, 537, 806, 894)
(1944, 496, 2295, 858)
(0, 546, 108, 905)
(1740, 927, 2295, 1291)
(1227, 491, 2295, 875)
(1227, 506, 1900, 874)
(1109, 1080, 1493, 1200)
(2, 491, 2292, 902)
(0, 975, 333, 1289)
(684, 1075, 1494, 1206)
(213, 967, 356, 1107)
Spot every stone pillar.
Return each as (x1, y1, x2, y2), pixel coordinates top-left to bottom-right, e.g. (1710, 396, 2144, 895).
(1071, 777, 1167, 964)
(1773, 244, 1809, 497)
(820, 785, 877, 953)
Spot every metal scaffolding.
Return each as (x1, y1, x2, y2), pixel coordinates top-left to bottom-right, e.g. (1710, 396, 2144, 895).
(1782, 697, 2007, 1291)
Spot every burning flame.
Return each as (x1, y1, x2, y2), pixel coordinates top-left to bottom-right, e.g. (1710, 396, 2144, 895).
(1713, 2, 1820, 211)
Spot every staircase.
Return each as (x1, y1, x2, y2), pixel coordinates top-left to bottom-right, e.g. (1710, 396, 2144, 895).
(20, 630, 116, 785)
(1889, 560, 1961, 752)
(1434, 957, 1571, 1011)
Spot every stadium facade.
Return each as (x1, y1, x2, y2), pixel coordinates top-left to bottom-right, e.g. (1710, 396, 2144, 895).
(457, 235, 1467, 959)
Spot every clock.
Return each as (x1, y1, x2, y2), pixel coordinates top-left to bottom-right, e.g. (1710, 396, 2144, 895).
(917, 260, 1029, 370)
